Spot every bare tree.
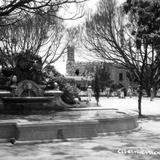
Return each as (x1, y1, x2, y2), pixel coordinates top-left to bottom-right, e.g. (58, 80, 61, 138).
(0, 0, 86, 68)
(0, 10, 71, 68)
(0, 0, 86, 25)
(84, 0, 160, 117)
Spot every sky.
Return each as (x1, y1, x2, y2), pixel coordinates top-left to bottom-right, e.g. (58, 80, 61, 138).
(54, 0, 126, 75)
(61, 0, 100, 28)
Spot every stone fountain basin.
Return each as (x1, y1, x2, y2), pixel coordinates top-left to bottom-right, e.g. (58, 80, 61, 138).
(0, 90, 63, 112)
(0, 108, 138, 143)
(1, 90, 63, 103)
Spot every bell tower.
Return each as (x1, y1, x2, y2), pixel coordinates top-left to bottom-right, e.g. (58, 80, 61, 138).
(66, 45, 75, 76)
(67, 45, 75, 62)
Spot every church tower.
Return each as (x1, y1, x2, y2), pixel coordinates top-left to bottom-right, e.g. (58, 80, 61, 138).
(66, 45, 75, 76)
(67, 45, 75, 62)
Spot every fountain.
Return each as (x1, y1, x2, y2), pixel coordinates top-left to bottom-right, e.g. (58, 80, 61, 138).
(0, 51, 63, 113)
(1, 79, 62, 113)
(0, 51, 138, 143)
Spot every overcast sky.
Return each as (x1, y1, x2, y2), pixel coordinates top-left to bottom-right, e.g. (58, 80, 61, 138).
(61, 0, 126, 28)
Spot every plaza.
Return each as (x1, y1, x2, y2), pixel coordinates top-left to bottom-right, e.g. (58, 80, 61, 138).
(0, 97, 160, 160)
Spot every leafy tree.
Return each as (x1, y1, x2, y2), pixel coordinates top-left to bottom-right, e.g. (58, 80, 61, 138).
(45, 75, 80, 105)
(0, 50, 44, 86)
(44, 65, 61, 78)
(123, 0, 160, 96)
(13, 50, 43, 84)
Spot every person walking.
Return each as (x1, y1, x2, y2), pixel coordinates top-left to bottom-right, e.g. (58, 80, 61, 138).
(105, 87, 110, 98)
(87, 85, 93, 102)
(150, 87, 154, 101)
(127, 86, 132, 98)
(120, 88, 125, 98)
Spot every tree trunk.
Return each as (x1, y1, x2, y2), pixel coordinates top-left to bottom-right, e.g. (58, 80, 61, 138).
(144, 85, 150, 97)
(138, 92, 142, 117)
(138, 86, 143, 117)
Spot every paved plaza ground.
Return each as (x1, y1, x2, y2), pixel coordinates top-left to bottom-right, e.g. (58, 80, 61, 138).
(91, 96, 160, 116)
(1, 96, 160, 160)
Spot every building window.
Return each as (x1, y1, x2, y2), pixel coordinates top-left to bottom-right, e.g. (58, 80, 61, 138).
(119, 73, 123, 81)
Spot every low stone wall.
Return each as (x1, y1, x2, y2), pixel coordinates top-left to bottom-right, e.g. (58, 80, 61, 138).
(0, 121, 17, 140)
(0, 111, 138, 143)
(17, 120, 98, 141)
